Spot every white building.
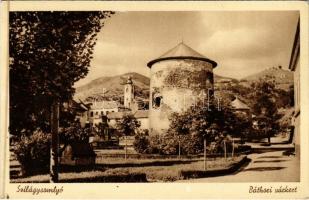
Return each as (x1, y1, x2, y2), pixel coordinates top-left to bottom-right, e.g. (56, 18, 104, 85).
(89, 100, 119, 126)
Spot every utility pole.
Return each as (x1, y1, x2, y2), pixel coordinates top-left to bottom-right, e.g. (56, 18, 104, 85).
(204, 137, 207, 171)
(50, 101, 59, 183)
(125, 135, 127, 161)
(232, 138, 235, 158)
(178, 135, 181, 159)
(224, 139, 227, 160)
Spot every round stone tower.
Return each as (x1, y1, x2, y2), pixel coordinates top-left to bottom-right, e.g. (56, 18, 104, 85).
(147, 42, 217, 135)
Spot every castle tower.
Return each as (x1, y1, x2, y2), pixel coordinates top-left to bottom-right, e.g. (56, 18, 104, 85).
(124, 76, 134, 109)
(147, 42, 217, 135)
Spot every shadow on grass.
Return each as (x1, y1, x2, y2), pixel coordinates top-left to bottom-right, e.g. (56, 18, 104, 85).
(60, 159, 199, 173)
(254, 160, 288, 163)
(242, 167, 286, 172)
(58, 173, 147, 183)
(258, 156, 282, 159)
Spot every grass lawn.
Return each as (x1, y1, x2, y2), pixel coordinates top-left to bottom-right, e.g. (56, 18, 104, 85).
(11, 156, 244, 183)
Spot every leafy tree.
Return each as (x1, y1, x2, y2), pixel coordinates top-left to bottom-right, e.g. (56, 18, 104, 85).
(9, 11, 114, 135)
(168, 97, 253, 155)
(9, 11, 114, 182)
(249, 79, 280, 144)
(116, 113, 141, 159)
(168, 101, 220, 154)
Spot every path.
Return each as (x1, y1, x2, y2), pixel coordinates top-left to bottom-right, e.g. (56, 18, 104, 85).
(178, 150, 300, 182)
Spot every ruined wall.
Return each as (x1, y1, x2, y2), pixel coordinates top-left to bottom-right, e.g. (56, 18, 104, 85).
(149, 59, 214, 135)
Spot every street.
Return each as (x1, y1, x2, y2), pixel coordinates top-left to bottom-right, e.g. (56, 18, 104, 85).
(178, 150, 300, 182)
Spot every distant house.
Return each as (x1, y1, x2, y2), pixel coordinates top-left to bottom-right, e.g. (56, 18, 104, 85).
(230, 97, 251, 117)
(89, 100, 119, 126)
(288, 19, 300, 155)
(107, 110, 149, 131)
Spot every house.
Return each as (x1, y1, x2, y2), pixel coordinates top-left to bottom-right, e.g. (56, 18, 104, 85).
(230, 97, 251, 117)
(88, 100, 119, 126)
(288, 18, 300, 155)
(107, 110, 149, 130)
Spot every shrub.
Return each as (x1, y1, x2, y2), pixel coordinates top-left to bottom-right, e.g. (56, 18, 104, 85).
(133, 131, 150, 154)
(60, 121, 91, 144)
(14, 130, 51, 175)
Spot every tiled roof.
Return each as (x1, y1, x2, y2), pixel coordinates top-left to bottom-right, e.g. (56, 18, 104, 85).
(230, 97, 250, 110)
(147, 42, 217, 68)
(91, 101, 119, 110)
(107, 110, 149, 119)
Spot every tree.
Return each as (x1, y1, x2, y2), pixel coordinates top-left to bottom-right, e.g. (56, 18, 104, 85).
(249, 79, 280, 144)
(9, 11, 114, 182)
(9, 11, 113, 135)
(116, 113, 141, 160)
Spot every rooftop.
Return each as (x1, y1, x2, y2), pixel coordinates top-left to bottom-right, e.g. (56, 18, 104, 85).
(230, 97, 250, 110)
(107, 110, 149, 119)
(91, 101, 119, 110)
(147, 42, 217, 68)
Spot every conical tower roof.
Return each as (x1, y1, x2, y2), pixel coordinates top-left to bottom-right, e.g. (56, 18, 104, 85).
(147, 42, 217, 68)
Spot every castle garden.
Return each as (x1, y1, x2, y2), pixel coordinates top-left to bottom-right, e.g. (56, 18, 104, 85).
(9, 11, 300, 183)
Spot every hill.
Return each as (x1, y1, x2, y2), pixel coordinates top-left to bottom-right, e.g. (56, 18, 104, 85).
(241, 66, 293, 90)
(74, 72, 234, 102)
(74, 72, 150, 102)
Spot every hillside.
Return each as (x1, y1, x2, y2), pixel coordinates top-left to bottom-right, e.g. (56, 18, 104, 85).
(214, 74, 237, 83)
(74, 72, 234, 102)
(74, 72, 150, 102)
(241, 67, 293, 90)
(74, 67, 293, 103)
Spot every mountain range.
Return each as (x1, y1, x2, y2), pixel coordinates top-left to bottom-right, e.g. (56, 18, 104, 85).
(74, 67, 293, 102)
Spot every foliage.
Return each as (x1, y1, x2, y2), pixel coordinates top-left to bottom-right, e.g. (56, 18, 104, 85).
(14, 130, 51, 175)
(167, 96, 255, 152)
(9, 11, 114, 135)
(116, 114, 141, 136)
(133, 130, 150, 154)
(249, 79, 281, 141)
(59, 120, 92, 144)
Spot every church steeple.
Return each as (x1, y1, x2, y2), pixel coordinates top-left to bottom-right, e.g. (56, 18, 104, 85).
(124, 76, 134, 109)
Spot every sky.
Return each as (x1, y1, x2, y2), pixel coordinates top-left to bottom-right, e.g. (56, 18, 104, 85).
(74, 11, 299, 87)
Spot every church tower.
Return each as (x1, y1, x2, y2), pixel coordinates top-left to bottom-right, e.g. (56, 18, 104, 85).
(124, 76, 134, 109)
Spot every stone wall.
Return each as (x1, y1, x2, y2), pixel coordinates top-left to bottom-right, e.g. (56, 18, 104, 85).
(149, 59, 214, 135)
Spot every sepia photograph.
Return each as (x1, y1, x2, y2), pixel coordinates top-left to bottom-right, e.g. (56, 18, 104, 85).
(7, 10, 302, 185)
(0, 0, 308, 198)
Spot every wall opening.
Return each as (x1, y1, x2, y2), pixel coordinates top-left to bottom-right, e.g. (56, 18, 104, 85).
(153, 95, 162, 109)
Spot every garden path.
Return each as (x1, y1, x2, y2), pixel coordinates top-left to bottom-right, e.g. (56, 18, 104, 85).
(178, 150, 300, 182)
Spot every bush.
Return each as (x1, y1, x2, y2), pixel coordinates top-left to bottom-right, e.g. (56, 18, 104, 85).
(134, 131, 235, 156)
(60, 121, 91, 144)
(14, 130, 51, 175)
(133, 131, 150, 154)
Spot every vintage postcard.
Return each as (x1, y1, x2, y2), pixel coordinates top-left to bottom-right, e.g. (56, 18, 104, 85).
(0, 1, 308, 199)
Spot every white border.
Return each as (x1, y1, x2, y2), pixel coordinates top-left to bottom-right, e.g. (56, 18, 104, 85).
(0, 1, 308, 199)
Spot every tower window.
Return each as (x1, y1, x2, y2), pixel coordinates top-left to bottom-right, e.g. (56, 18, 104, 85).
(153, 96, 162, 108)
(90, 112, 93, 117)
(126, 87, 128, 92)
